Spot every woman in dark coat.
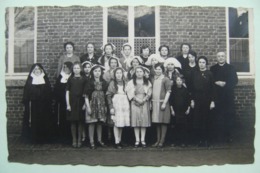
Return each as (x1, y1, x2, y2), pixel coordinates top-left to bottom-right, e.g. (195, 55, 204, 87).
(176, 43, 192, 69)
(22, 63, 53, 143)
(182, 50, 199, 91)
(80, 42, 100, 65)
(54, 61, 73, 141)
(190, 56, 215, 147)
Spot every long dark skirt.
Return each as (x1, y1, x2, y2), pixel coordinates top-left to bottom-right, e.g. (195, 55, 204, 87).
(22, 100, 53, 143)
(193, 93, 211, 142)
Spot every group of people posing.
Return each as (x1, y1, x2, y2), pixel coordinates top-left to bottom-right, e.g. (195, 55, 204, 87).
(22, 41, 238, 149)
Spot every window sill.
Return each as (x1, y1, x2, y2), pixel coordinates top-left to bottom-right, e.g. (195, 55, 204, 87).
(5, 77, 27, 87)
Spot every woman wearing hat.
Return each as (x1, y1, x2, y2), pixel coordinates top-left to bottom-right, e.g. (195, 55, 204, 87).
(127, 56, 144, 81)
(145, 54, 165, 81)
(164, 57, 183, 86)
(98, 43, 117, 71)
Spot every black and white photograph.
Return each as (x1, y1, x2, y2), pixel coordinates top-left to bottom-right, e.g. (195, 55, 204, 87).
(1, 0, 259, 172)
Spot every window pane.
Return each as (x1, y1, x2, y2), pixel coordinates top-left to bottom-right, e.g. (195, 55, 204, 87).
(14, 39, 34, 72)
(134, 38, 155, 55)
(135, 6, 155, 37)
(108, 6, 128, 37)
(229, 7, 248, 38)
(14, 7, 34, 72)
(230, 39, 249, 72)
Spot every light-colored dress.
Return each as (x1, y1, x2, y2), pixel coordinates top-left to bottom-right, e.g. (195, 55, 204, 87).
(112, 85, 130, 127)
(126, 80, 152, 127)
(152, 75, 172, 124)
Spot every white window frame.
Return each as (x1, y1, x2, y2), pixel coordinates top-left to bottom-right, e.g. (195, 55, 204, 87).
(103, 6, 160, 55)
(5, 7, 37, 80)
(225, 7, 255, 78)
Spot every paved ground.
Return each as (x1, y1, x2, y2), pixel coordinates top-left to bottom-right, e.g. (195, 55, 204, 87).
(7, 119, 255, 166)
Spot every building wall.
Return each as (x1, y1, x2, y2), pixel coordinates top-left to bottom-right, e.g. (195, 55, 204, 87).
(5, 6, 255, 135)
(160, 6, 226, 66)
(37, 6, 103, 83)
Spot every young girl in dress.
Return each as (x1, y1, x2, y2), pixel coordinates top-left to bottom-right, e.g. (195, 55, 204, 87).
(81, 61, 93, 142)
(127, 56, 144, 81)
(57, 42, 80, 77)
(145, 54, 165, 80)
(151, 63, 172, 148)
(22, 63, 52, 143)
(190, 56, 215, 147)
(106, 67, 130, 149)
(169, 74, 191, 147)
(84, 65, 108, 149)
(103, 56, 122, 143)
(66, 62, 86, 148)
(98, 43, 117, 71)
(54, 61, 73, 142)
(126, 66, 152, 148)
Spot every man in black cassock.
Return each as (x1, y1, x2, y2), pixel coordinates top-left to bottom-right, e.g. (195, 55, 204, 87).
(210, 52, 238, 143)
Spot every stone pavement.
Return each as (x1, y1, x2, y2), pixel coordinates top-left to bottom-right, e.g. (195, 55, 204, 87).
(7, 131, 254, 166)
(6, 118, 255, 166)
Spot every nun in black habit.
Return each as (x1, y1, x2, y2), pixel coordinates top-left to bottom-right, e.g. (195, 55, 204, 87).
(22, 63, 53, 143)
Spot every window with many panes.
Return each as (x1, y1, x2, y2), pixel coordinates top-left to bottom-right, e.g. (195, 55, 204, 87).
(5, 7, 36, 79)
(227, 7, 254, 76)
(103, 6, 160, 57)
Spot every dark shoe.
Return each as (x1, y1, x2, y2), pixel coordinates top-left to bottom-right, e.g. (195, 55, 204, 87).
(115, 143, 122, 149)
(157, 143, 164, 148)
(97, 141, 106, 147)
(90, 142, 96, 149)
(197, 141, 203, 147)
(141, 141, 147, 148)
(134, 141, 140, 148)
(180, 143, 187, 148)
(170, 143, 178, 147)
(205, 141, 210, 148)
(152, 142, 159, 147)
(72, 142, 77, 148)
(77, 142, 82, 148)
(120, 142, 128, 147)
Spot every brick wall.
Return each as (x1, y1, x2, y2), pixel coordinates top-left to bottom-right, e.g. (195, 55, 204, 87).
(37, 6, 103, 84)
(234, 83, 255, 121)
(160, 6, 226, 66)
(6, 87, 24, 134)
